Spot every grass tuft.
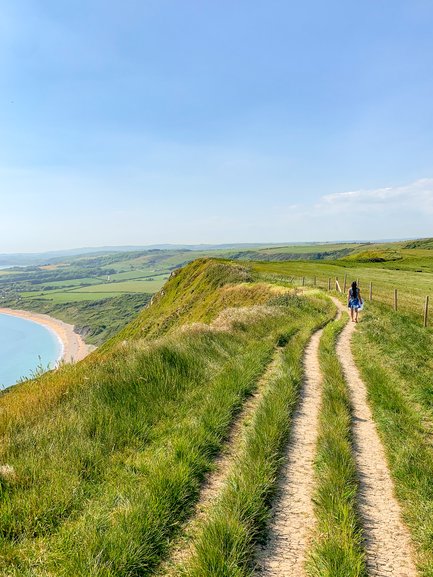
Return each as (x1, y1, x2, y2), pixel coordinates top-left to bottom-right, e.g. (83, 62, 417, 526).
(307, 317, 366, 577)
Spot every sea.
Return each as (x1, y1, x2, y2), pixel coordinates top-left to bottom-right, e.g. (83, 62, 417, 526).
(0, 313, 62, 389)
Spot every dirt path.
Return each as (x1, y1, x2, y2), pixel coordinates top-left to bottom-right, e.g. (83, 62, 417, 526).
(256, 326, 326, 576)
(160, 350, 283, 576)
(333, 298, 418, 577)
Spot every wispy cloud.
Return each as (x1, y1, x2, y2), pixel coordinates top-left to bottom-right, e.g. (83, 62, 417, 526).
(317, 178, 433, 214)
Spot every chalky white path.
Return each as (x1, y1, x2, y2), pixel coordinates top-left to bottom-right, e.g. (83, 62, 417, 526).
(256, 327, 324, 576)
(334, 299, 418, 577)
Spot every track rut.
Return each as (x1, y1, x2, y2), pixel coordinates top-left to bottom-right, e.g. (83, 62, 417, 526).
(256, 326, 325, 576)
(333, 298, 418, 577)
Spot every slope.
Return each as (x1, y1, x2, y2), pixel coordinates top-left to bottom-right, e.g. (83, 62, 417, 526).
(0, 259, 333, 577)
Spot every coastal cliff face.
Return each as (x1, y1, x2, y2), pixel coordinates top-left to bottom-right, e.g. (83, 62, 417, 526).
(73, 324, 92, 338)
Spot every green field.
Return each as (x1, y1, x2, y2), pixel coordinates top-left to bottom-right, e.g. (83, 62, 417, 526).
(21, 291, 130, 303)
(73, 278, 169, 294)
(252, 251, 433, 323)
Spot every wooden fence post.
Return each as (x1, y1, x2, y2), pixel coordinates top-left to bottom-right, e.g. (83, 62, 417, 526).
(302, 276, 305, 286)
(369, 282, 372, 301)
(424, 296, 429, 327)
(343, 274, 347, 292)
(314, 276, 316, 287)
(394, 289, 398, 311)
(328, 278, 331, 291)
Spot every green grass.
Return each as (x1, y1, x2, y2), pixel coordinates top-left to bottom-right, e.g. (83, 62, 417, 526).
(2, 252, 433, 575)
(0, 260, 330, 576)
(32, 277, 105, 288)
(251, 257, 433, 322)
(176, 294, 335, 577)
(307, 317, 366, 577)
(257, 243, 360, 255)
(353, 304, 433, 576)
(73, 279, 168, 294)
(18, 291, 126, 302)
(106, 270, 169, 282)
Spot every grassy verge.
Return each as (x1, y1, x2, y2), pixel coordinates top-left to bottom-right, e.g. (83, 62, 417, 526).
(307, 317, 366, 577)
(176, 297, 334, 576)
(353, 303, 433, 576)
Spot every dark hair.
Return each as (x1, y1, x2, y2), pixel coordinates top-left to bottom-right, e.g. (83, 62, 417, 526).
(351, 281, 358, 296)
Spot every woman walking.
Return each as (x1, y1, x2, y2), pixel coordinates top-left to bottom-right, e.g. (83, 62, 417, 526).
(348, 280, 362, 323)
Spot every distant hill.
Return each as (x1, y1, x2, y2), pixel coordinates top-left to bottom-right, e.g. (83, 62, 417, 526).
(0, 244, 277, 266)
(0, 239, 411, 266)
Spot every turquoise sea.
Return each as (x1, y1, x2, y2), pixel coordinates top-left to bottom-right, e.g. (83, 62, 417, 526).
(0, 313, 62, 389)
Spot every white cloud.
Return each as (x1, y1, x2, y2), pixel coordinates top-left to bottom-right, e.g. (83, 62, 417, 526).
(318, 178, 433, 214)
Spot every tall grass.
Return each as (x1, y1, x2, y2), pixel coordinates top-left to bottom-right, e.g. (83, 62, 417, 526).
(307, 318, 366, 577)
(0, 315, 278, 576)
(176, 297, 335, 576)
(0, 280, 333, 575)
(353, 303, 433, 576)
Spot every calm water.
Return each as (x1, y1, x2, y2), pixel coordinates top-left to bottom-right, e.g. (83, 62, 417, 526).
(0, 313, 62, 389)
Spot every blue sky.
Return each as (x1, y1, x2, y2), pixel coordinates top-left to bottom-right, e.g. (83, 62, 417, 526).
(1, 0, 433, 252)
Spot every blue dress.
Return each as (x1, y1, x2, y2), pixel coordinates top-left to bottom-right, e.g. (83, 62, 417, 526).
(348, 288, 361, 309)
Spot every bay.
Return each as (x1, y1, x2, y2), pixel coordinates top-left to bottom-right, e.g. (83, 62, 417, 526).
(0, 313, 62, 389)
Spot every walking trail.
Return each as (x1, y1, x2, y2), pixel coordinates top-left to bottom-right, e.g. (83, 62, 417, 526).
(332, 297, 418, 577)
(256, 325, 326, 577)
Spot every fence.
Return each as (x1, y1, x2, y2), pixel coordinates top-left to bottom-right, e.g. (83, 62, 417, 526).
(263, 273, 431, 328)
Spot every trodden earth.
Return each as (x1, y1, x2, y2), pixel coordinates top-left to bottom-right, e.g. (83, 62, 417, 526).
(256, 297, 418, 577)
(335, 300, 418, 577)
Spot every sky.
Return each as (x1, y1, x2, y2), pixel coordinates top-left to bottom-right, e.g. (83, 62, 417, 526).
(1, 0, 433, 252)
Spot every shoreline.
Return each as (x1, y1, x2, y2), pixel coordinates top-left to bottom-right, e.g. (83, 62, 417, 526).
(0, 307, 95, 364)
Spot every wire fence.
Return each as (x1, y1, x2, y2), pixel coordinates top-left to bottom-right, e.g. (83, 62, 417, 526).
(261, 272, 431, 328)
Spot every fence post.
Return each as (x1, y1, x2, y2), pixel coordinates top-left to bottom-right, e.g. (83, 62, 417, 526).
(424, 296, 429, 328)
(343, 274, 347, 292)
(302, 276, 305, 286)
(369, 282, 373, 301)
(314, 276, 316, 287)
(328, 278, 331, 291)
(394, 289, 398, 311)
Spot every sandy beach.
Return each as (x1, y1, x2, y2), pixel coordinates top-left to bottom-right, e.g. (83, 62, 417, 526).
(0, 308, 95, 363)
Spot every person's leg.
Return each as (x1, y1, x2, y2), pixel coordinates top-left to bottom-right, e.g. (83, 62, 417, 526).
(350, 306, 355, 321)
(355, 308, 359, 322)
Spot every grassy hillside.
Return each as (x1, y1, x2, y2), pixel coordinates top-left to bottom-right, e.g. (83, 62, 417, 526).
(2, 239, 431, 345)
(1, 252, 433, 576)
(0, 259, 334, 576)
